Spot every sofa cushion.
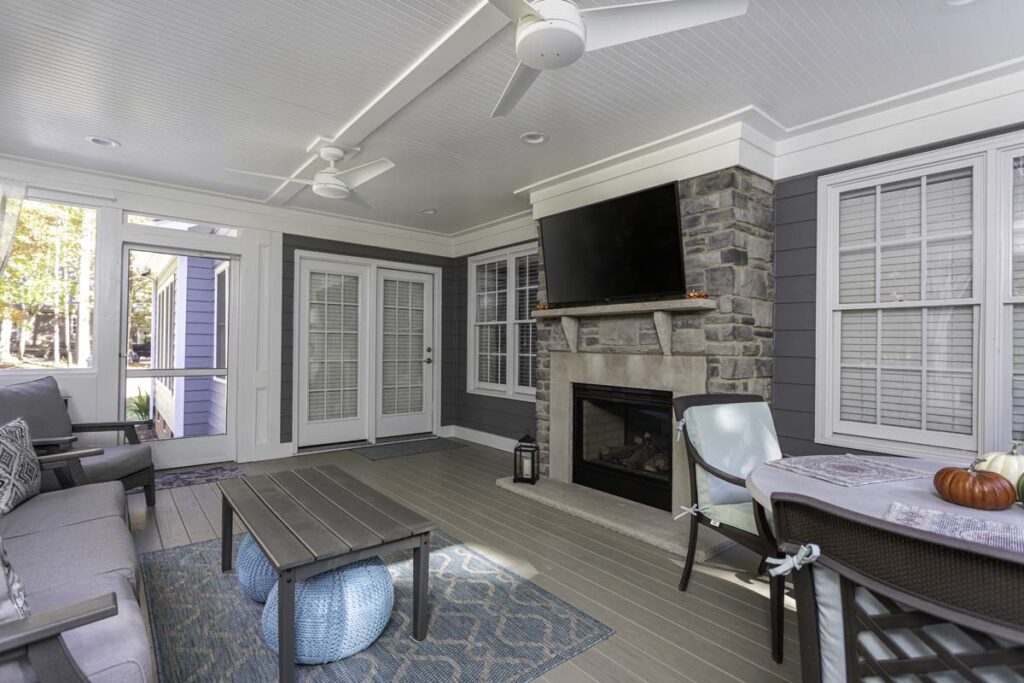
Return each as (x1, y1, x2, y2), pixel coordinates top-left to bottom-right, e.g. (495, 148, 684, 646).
(0, 419, 41, 515)
(22, 574, 152, 683)
(0, 377, 73, 442)
(81, 444, 151, 484)
(5, 517, 138, 594)
(0, 482, 126, 539)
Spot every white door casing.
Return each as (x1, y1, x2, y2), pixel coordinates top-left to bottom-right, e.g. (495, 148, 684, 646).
(296, 258, 371, 447)
(376, 269, 435, 438)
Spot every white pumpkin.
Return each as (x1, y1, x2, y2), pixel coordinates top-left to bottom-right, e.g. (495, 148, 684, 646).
(976, 449, 1024, 497)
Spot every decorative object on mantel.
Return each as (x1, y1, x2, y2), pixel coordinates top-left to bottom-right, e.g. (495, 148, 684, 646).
(766, 453, 930, 487)
(886, 502, 1024, 553)
(976, 440, 1024, 500)
(514, 433, 539, 484)
(933, 460, 1017, 511)
(685, 289, 709, 299)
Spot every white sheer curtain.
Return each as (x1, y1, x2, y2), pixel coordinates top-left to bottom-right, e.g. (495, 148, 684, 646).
(0, 179, 26, 279)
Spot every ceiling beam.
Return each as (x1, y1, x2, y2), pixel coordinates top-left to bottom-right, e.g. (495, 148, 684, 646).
(266, 1, 510, 207)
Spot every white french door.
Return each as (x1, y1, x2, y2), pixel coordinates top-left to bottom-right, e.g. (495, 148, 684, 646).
(296, 259, 370, 447)
(376, 269, 435, 438)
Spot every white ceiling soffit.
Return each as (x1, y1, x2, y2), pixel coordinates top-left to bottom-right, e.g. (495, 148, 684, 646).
(1, 0, 1024, 236)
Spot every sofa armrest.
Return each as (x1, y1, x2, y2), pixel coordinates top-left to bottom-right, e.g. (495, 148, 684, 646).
(0, 593, 117, 655)
(71, 421, 151, 445)
(35, 448, 104, 469)
(31, 436, 77, 449)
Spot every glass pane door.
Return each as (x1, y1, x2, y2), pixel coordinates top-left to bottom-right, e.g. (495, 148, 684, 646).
(296, 259, 369, 447)
(121, 247, 236, 468)
(376, 269, 433, 438)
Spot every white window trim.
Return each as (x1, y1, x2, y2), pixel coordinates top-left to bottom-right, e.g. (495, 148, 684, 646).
(815, 129, 1024, 462)
(212, 261, 229, 385)
(466, 243, 538, 402)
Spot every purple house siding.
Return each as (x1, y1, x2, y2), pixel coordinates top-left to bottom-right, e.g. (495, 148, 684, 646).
(181, 257, 224, 437)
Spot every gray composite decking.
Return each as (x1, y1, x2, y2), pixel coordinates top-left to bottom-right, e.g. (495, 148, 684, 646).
(127, 440, 801, 683)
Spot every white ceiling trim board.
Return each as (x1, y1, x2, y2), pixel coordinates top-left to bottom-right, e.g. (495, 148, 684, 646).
(451, 211, 538, 257)
(527, 122, 755, 218)
(264, 1, 510, 207)
(0, 153, 453, 257)
(773, 67, 1024, 179)
(515, 105, 785, 198)
(526, 65, 1024, 218)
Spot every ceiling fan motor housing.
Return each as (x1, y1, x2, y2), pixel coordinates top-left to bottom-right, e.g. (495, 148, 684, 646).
(516, 0, 586, 70)
(312, 171, 350, 199)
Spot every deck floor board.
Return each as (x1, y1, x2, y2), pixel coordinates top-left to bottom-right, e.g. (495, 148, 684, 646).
(127, 440, 799, 682)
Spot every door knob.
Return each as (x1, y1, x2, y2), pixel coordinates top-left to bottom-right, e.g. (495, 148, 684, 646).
(423, 358, 433, 364)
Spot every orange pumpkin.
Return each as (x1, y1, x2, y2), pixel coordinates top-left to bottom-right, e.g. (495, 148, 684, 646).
(933, 465, 1016, 511)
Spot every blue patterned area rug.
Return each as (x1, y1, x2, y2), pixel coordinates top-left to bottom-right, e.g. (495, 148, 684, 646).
(140, 530, 612, 682)
(352, 437, 467, 462)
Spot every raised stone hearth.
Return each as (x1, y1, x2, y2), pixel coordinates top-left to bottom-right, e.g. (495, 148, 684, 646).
(534, 166, 775, 519)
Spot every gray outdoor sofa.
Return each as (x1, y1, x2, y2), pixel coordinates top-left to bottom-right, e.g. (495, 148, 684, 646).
(0, 474, 153, 681)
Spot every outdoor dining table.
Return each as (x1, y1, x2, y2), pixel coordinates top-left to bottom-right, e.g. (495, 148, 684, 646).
(746, 454, 1024, 527)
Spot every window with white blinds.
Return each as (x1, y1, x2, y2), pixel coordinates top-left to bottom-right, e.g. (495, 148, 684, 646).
(467, 244, 539, 400)
(1011, 157, 1024, 441)
(821, 158, 982, 457)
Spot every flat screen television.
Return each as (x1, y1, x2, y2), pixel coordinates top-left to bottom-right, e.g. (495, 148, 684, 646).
(538, 183, 685, 307)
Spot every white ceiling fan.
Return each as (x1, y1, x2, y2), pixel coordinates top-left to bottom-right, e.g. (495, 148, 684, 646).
(227, 147, 395, 207)
(488, 0, 749, 116)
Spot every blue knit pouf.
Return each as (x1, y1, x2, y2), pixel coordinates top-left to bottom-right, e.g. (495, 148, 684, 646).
(236, 534, 276, 603)
(261, 557, 394, 664)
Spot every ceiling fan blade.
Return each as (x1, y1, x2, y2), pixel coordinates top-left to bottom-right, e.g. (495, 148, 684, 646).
(342, 189, 374, 210)
(488, 0, 542, 22)
(490, 62, 542, 117)
(336, 158, 395, 189)
(582, 0, 748, 52)
(225, 168, 314, 185)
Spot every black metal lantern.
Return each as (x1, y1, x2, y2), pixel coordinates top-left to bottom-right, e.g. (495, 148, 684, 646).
(514, 433, 539, 484)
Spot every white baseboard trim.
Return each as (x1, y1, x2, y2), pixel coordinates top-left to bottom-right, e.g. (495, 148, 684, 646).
(441, 425, 518, 452)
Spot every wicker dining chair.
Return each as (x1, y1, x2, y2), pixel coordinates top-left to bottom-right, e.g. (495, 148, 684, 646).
(772, 492, 1024, 682)
(674, 393, 786, 663)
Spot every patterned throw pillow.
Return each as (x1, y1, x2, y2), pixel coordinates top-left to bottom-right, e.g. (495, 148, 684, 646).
(0, 419, 41, 515)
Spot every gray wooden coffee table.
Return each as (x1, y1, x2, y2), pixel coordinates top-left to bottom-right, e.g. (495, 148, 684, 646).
(218, 464, 437, 682)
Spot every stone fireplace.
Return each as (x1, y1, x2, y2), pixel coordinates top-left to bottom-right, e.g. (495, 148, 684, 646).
(534, 166, 775, 513)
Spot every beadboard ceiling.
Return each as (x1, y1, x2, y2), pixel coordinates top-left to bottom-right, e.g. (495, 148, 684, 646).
(1, 0, 1022, 234)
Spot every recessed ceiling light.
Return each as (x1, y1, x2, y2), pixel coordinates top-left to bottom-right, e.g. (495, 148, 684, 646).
(85, 135, 120, 148)
(420, 208, 437, 216)
(519, 132, 549, 145)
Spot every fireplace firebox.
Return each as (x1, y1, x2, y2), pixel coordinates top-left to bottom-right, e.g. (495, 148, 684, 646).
(572, 383, 673, 510)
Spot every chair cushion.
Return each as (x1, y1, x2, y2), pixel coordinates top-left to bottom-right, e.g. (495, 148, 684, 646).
(0, 482, 126, 539)
(26, 574, 152, 683)
(0, 377, 73, 441)
(5, 517, 138, 594)
(702, 501, 774, 536)
(0, 419, 41, 515)
(80, 444, 151, 484)
(684, 402, 782, 508)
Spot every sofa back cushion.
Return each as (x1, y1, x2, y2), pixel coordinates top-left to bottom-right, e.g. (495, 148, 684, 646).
(0, 420, 41, 515)
(0, 377, 73, 441)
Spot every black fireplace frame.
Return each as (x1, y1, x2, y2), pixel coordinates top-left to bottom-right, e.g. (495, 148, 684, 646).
(571, 383, 673, 511)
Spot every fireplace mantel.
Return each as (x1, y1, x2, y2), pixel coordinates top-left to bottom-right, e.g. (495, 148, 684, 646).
(532, 298, 717, 355)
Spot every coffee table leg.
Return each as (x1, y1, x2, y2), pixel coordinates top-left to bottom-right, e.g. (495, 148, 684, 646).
(412, 536, 430, 641)
(220, 496, 233, 572)
(278, 570, 296, 683)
